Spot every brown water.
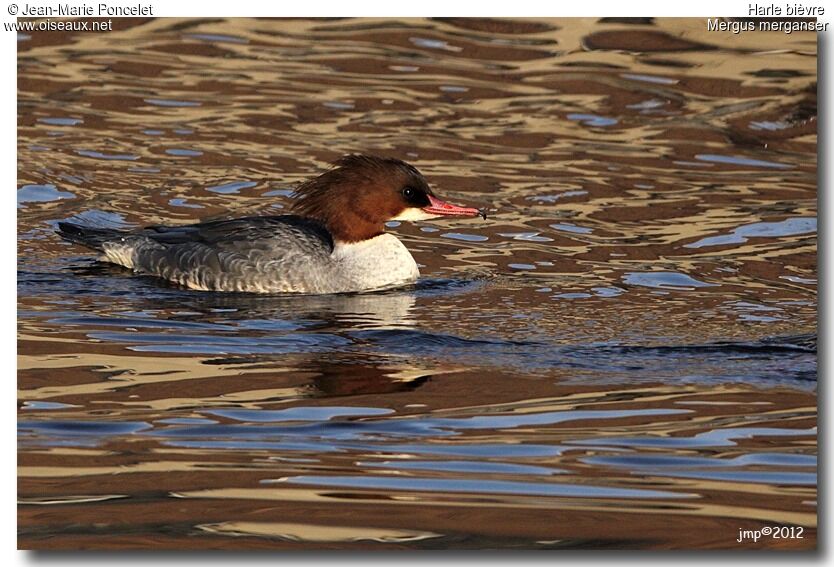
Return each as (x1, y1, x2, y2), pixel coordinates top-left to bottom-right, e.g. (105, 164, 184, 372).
(18, 18, 817, 550)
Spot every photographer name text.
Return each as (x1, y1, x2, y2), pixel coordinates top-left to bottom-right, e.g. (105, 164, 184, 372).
(19, 3, 153, 16)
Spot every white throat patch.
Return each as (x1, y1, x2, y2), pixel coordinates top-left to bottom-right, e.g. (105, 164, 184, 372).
(390, 207, 439, 222)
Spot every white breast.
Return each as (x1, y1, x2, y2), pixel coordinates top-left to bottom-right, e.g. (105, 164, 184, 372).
(331, 234, 419, 292)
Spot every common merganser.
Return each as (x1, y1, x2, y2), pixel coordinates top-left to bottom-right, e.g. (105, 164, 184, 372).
(57, 155, 485, 294)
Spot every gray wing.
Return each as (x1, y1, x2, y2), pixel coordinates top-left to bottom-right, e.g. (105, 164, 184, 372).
(121, 216, 337, 292)
(138, 216, 333, 249)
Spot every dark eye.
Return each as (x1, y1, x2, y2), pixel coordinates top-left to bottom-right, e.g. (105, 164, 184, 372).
(400, 185, 430, 207)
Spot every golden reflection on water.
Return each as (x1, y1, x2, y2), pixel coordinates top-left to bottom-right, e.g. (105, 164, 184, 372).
(18, 17, 816, 550)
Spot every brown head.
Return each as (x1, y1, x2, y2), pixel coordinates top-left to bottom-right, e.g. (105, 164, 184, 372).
(290, 155, 482, 243)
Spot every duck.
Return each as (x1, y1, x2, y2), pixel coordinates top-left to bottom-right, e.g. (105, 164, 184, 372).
(57, 154, 485, 294)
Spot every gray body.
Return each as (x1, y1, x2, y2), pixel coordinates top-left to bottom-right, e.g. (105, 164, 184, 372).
(57, 215, 420, 294)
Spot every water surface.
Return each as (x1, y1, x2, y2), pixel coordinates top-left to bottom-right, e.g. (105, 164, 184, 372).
(18, 17, 816, 550)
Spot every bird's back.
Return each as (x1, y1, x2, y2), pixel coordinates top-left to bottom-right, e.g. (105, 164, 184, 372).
(58, 215, 340, 293)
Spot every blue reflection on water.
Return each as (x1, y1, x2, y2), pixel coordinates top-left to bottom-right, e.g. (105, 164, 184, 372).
(207, 181, 258, 194)
(17, 184, 75, 208)
(694, 154, 792, 169)
(144, 98, 201, 107)
(567, 113, 618, 127)
(569, 427, 817, 449)
(38, 117, 83, 126)
(209, 407, 393, 422)
(685, 217, 817, 249)
(358, 459, 565, 475)
(623, 271, 716, 290)
(268, 474, 693, 499)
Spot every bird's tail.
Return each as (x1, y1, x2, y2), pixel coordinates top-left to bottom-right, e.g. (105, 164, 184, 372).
(56, 222, 127, 252)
